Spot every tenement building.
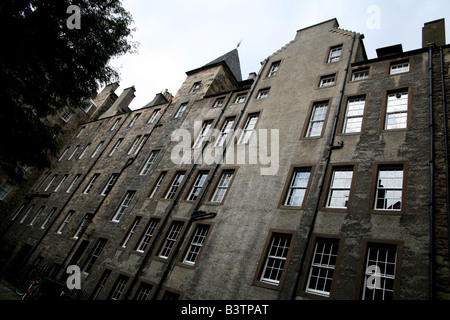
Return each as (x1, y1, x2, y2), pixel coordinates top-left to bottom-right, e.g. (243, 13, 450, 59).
(1, 18, 449, 300)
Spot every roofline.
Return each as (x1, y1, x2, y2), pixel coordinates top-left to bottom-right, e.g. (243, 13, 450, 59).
(296, 18, 338, 33)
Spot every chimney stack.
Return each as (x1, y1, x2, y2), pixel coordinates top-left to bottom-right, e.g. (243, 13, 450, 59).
(422, 18, 446, 47)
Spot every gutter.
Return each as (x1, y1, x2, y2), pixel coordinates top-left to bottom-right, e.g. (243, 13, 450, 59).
(428, 45, 435, 300)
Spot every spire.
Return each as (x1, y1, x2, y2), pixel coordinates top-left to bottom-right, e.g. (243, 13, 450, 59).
(203, 49, 242, 82)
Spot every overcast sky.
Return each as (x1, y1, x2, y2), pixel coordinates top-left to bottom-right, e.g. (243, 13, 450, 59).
(109, 0, 450, 110)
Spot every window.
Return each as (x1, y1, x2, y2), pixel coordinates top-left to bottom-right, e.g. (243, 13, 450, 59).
(82, 238, 107, 274)
(158, 221, 184, 259)
(343, 96, 366, 133)
(258, 233, 293, 287)
(0, 181, 13, 200)
(54, 174, 68, 192)
(11, 204, 26, 221)
(101, 174, 119, 196)
(234, 94, 246, 104)
(147, 109, 160, 124)
(78, 144, 91, 159)
(319, 74, 336, 87)
(374, 165, 404, 212)
(129, 113, 140, 127)
(214, 117, 235, 147)
(174, 103, 188, 119)
(29, 205, 45, 226)
(73, 213, 92, 239)
(44, 175, 57, 192)
(211, 170, 235, 203)
(110, 118, 121, 131)
(83, 174, 100, 194)
(193, 121, 213, 149)
(77, 127, 85, 138)
(384, 91, 409, 130)
(19, 204, 34, 224)
(186, 171, 208, 201)
(120, 217, 141, 248)
(325, 167, 354, 209)
(352, 68, 370, 81)
(61, 109, 74, 122)
(91, 269, 112, 300)
(140, 150, 160, 175)
(306, 102, 328, 137)
(81, 99, 96, 113)
(164, 172, 185, 200)
(41, 207, 57, 229)
(149, 172, 166, 198)
(91, 141, 104, 158)
(191, 81, 201, 93)
(267, 61, 280, 77)
(134, 282, 153, 300)
(112, 191, 136, 222)
(136, 218, 160, 253)
(390, 60, 410, 75)
(182, 224, 210, 266)
(213, 98, 224, 108)
(283, 168, 311, 207)
(67, 146, 79, 160)
(109, 138, 123, 156)
(238, 113, 259, 144)
(328, 45, 342, 63)
(57, 210, 74, 234)
(66, 174, 81, 193)
(128, 135, 148, 156)
(361, 242, 400, 300)
(305, 238, 341, 297)
(256, 88, 270, 99)
(58, 147, 70, 161)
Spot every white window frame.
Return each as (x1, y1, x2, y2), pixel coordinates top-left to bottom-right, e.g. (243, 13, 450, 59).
(385, 91, 408, 130)
(328, 46, 342, 63)
(58, 147, 70, 161)
(121, 217, 141, 248)
(140, 150, 160, 175)
(256, 89, 269, 99)
(109, 138, 123, 156)
(147, 109, 160, 124)
(0, 181, 13, 200)
(57, 210, 74, 234)
(183, 224, 210, 265)
(214, 118, 235, 147)
(136, 218, 160, 253)
(306, 103, 328, 137)
(187, 172, 208, 201)
(101, 174, 119, 196)
(83, 174, 100, 194)
(305, 238, 340, 297)
(211, 171, 234, 203)
(158, 222, 183, 259)
(343, 97, 366, 133)
(238, 113, 259, 144)
(78, 144, 91, 160)
(234, 94, 246, 104)
(41, 207, 57, 229)
(319, 75, 336, 87)
(352, 68, 370, 81)
(19, 204, 34, 224)
(149, 172, 166, 198)
(390, 61, 410, 75)
(326, 168, 354, 209)
(91, 141, 104, 158)
(82, 238, 107, 274)
(174, 103, 188, 119)
(193, 121, 213, 149)
(374, 166, 404, 211)
(284, 168, 311, 207)
(260, 234, 292, 285)
(61, 109, 74, 122)
(67, 146, 79, 160)
(66, 174, 81, 193)
(44, 175, 57, 192)
(29, 205, 45, 226)
(54, 174, 68, 192)
(128, 113, 141, 127)
(73, 214, 92, 239)
(164, 172, 185, 200)
(268, 61, 280, 77)
(112, 191, 136, 222)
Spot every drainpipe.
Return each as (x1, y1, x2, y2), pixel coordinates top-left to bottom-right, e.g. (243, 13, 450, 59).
(439, 47, 450, 268)
(428, 45, 435, 300)
(290, 33, 356, 300)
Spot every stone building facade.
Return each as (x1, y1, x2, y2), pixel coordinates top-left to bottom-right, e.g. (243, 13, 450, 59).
(0, 18, 449, 300)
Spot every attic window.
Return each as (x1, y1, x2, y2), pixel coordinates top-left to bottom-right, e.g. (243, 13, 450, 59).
(328, 45, 343, 63)
(61, 109, 74, 122)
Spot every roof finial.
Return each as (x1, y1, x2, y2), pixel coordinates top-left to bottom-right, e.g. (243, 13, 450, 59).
(236, 39, 242, 49)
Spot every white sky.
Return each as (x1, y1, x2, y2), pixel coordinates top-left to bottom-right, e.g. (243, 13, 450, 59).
(109, 0, 450, 110)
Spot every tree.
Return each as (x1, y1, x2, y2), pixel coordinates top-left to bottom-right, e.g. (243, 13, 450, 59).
(0, 0, 136, 180)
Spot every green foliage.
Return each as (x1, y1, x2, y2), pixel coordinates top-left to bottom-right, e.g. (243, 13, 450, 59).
(0, 0, 136, 180)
